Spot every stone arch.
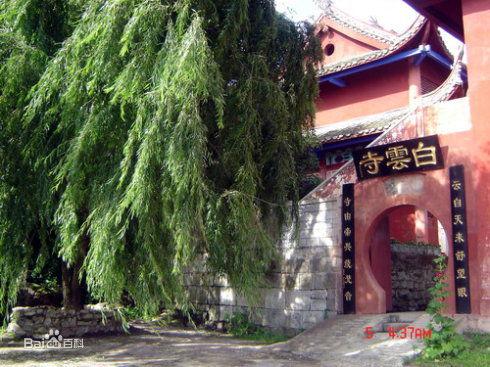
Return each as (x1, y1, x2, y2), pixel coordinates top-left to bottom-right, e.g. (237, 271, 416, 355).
(353, 172, 456, 314)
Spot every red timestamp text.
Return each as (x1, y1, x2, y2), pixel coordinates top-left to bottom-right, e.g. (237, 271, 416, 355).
(364, 326, 432, 339)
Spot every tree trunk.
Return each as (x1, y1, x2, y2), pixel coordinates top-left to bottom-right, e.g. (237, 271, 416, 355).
(61, 234, 89, 310)
(61, 260, 83, 310)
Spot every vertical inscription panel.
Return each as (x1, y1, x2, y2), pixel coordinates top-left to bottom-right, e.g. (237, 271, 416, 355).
(449, 165, 471, 314)
(342, 184, 355, 314)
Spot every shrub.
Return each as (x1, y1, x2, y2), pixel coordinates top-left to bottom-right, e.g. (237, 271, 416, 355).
(226, 312, 258, 337)
(422, 255, 468, 360)
(225, 312, 289, 344)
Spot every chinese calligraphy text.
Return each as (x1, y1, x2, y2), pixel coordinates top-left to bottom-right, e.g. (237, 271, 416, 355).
(342, 184, 356, 314)
(352, 135, 444, 180)
(449, 165, 471, 314)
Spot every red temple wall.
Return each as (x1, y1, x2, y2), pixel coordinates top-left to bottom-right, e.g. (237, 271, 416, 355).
(316, 62, 410, 126)
(388, 206, 416, 242)
(319, 29, 376, 65)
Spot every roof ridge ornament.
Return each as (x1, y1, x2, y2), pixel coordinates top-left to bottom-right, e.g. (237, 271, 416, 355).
(316, 4, 402, 46)
(314, 0, 333, 12)
(317, 15, 427, 77)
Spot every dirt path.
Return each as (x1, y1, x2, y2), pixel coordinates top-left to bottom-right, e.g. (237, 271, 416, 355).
(1, 314, 426, 367)
(0, 325, 317, 367)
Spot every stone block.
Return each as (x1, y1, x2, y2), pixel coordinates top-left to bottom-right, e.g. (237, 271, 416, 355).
(283, 258, 307, 273)
(32, 316, 45, 324)
(286, 310, 304, 329)
(300, 228, 334, 240)
(265, 289, 285, 309)
(310, 298, 327, 311)
(33, 325, 48, 335)
(207, 306, 219, 321)
(6, 322, 26, 338)
(300, 210, 329, 224)
(13, 306, 43, 317)
(200, 287, 210, 304)
(310, 257, 330, 272)
(295, 273, 313, 290)
(312, 273, 328, 290)
(302, 310, 325, 325)
(77, 326, 90, 336)
(61, 317, 77, 329)
(316, 237, 335, 248)
(298, 259, 312, 273)
(218, 305, 235, 320)
(310, 290, 327, 311)
(283, 274, 296, 291)
(207, 287, 220, 305)
(285, 291, 311, 311)
(213, 275, 229, 287)
(83, 303, 107, 312)
(235, 294, 249, 307)
(326, 293, 338, 312)
(220, 287, 236, 306)
(266, 273, 284, 288)
(44, 318, 56, 328)
(301, 222, 332, 236)
(310, 290, 327, 299)
(17, 318, 34, 327)
(263, 308, 287, 328)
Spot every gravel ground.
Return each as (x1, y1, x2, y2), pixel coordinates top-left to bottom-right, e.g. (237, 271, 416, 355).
(0, 324, 318, 367)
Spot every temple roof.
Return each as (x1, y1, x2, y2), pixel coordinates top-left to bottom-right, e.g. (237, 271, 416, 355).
(317, 9, 427, 76)
(315, 108, 408, 144)
(315, 48, 465, 144)
(315, 6, 399, 47)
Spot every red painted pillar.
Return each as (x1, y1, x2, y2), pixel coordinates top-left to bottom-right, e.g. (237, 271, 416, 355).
(462, 0, 490, 315)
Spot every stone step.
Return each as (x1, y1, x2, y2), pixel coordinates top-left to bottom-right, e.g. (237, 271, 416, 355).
(381, 322, 410, 332)
(386, 313, 420, 323)
(386, 314, 400, 323)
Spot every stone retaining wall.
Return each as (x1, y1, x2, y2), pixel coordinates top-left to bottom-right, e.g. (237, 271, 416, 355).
(6, 304, 124, 339)
(187, 197, 342, 333)
(391, 242, 440, 312)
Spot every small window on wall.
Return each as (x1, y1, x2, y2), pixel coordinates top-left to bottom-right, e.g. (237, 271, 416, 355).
(325, 43, 335, 56)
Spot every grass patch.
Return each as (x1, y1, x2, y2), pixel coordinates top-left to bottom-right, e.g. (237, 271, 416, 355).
(412, 333, 490, 367)
(231, 327, 290, 344)
(225, 312, 290, 344)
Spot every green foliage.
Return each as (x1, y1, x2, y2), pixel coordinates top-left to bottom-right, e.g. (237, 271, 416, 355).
(299, 174, 322, 198)
(415, 333, 490, 367)
(225, 312, 289, 344)
(119, 306, 159, 322)
(226, 311, 256, 336)
(422, 255, 468, 361)
(0, 0, 82, 319)
(0, 0, 322, 318)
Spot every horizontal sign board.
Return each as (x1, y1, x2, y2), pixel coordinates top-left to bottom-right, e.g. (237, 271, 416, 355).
(352, 135, 444, 180)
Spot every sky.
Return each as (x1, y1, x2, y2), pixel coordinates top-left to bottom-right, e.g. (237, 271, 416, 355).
(275, 0, 418, 32)
(275, 0, 462, 54)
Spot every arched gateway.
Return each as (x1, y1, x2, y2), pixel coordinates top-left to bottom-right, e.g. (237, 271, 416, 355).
(314, 130, 478, 318)
(353, 172, 456, 314)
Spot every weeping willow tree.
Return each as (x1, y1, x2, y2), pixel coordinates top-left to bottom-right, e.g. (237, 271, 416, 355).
(0, 0, 82, 317)
(2, 0, 321, 315)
